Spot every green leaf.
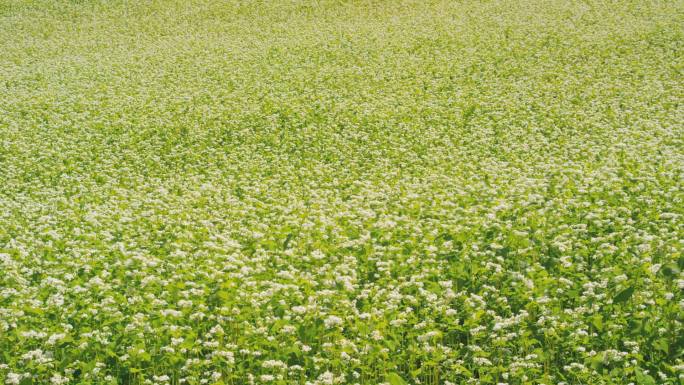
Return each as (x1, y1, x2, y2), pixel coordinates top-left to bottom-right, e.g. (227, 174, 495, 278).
(217, 290, 231, 301)
(589, 354, 604, 370)
(590, 314, 603, 331)
(636, 368, 656, 385)
(653, 338, 669, 354)
(386, 372, 407, 385)
(613, 286, 634, 304)
(660, 263, 680, 278)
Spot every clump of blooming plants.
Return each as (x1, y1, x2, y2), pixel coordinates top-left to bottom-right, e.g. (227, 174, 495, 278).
(0, 0, 682, 384)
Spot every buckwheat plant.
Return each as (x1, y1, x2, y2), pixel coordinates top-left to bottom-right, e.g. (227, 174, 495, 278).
(0, 1, 682, 384)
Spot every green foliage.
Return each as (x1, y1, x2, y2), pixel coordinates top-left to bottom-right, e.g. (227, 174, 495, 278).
(386, 372, 407, 385)
(613, 286, 635, 304)
(0, 0, 683, 384)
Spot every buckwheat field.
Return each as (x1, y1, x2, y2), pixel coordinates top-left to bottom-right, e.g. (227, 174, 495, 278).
(1, 0, 683, 384)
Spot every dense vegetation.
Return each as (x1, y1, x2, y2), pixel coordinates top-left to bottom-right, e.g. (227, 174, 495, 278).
(1, 0, 683, 384)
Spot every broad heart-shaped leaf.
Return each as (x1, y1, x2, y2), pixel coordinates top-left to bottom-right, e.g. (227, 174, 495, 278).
(635, 368, 656, 385)
(386, 372, 407, 385)
(613, 286, 635, 304)
(653, 338, 669, 354)
(590, 314, 603, 331)
(660, 263, 680, 278)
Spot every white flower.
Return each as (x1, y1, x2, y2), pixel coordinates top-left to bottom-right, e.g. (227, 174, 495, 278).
(6, 373, 22, 385)
(50, 373, 69, 385)
(324, 315, 343, 329)
(317, 371, 334, 385)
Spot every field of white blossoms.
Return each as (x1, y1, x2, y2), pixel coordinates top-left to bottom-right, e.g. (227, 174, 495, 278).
(1, 0, 683, 384)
